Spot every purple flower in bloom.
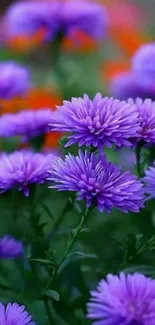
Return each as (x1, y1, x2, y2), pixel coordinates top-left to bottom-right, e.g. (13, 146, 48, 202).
(0, 109, 53, 139)
(128, 98, 155, 144)
(61, 0, 107, 40)
(143, 161, 155, 200)
(87, 272, 155, 325)
(50, 93, 140, 148)
(110, 72, 155, 101)
(0, 150, 55, 196)
(48, 150, 144, 213)
(5, 1, 59, 41)
(132, 43, 155, 88)
(0, 62, 30, 100)
(0, 235, 23, 258)
(5, 0, 106, 41)
(0, 302, 34, 325)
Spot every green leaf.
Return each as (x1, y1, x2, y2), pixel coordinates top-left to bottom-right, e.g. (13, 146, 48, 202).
(123, 265, 154, 276)
(67, 252, 98, 260)
(0, 275, 11, 290)
(29, 258, 54, 265)
(44, 290, 60, 302)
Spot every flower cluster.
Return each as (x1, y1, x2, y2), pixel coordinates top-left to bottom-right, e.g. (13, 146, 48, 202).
(48, 150, 144, 213)
(87, 272, 155, 325)
(0, 150, 55, 196)
(50, 94, 155, 147)
(5, 0, 107, 42)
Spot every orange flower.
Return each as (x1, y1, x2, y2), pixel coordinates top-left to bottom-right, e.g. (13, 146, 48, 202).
(102, 60, 130, 85)
(0, 88, 62, 114)
(110, 28, 148, 57)
(62, 30, 98, 53)
(0, 97, 26, 114)
(44, 132, 62, 149)
(5, 28, 47, 53)
(0, 88, 62, 149)
(25, 88, 62, 111)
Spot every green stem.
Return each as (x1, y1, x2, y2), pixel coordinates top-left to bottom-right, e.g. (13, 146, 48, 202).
(44, 297, 53, 325)
(45, 207, 91, 290)
(29, 134, 45, 152)
(28, 193, 53, 325)
(29, 260, 53, 325)
(136, 142, 143, 178)
(50, 32, 69, 98)
(52, 199, 72, 234)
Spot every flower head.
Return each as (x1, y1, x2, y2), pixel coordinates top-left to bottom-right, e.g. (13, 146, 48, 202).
(143, 161, 155, 200)
(132, 43, 155, 88)
(0, 150, 55, 196)
(48, 150, 144, 213)
(5, 1, 59, 41)
(110, 72, 155, 101)
(0, 109, 53, 139)
(5, 0, 106, 42)
(128, 98, 155, 144)
(0, 62, 30, 100)
(87, 272, 155, 325)
(0, 302, 34, 325)
(0, 235, 23, 258)
(50, 93, 140, 148)
(61, 0, 107, 40)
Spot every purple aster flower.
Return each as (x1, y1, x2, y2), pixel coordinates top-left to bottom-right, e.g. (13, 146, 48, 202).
(117, 148, 136, 171)
(143, 161, 155, 200)
(132, 43, 155, 88)
(0, 235, 23, 258)
(0, 302, 34, 325)
(0, 150, 55, 196)
(5, 0, 106, 41)
(50, 93, 140, 149)
(0, 62, 30, 100)
(48, 150, 144, 213)
(61, 0, 107, 40)
(5, 1, 59, 41)
(87, 272, 155, 325)
(128, 98, 155, 144)
(0, 109, 53, 139)
(110, 72, 155, 101)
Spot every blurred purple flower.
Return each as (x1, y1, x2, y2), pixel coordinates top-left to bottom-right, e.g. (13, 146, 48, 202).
(0, 302, 34, 325)
(128, 98, 155, 144)
(132, 43, 155, 88)
(0, 235, 23, 258)
(5, 0, 107, 41)
(50, 93, 140, 149)
(5, 1, 59, 41)
(0, 62, 30, 100)
(117, 148, 136, 171)
(0, 109, 53, 139)
(61, 0, 107, 40)
(110, 72, 155, 101)
(143, 161, 155, 200)
(0, 150, 55, 196)
(48, 150, 144, 213)
(87, 272, 155, 325)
